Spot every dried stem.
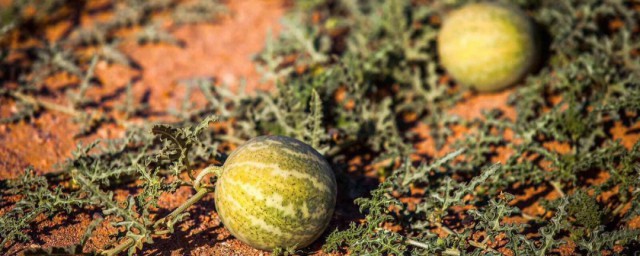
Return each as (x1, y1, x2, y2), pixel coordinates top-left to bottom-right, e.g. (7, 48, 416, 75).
(101, 166, 219, 256)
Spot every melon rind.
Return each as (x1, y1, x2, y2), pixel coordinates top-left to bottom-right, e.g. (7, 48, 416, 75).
(214, 135, 337, 251)
(437, 2, 539, 92)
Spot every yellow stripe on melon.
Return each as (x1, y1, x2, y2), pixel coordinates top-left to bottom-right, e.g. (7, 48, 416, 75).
(214, 135, 337, 251)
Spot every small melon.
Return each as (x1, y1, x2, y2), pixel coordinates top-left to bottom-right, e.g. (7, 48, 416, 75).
(214, 135, 337, 251)
(437, 2, 539, 92)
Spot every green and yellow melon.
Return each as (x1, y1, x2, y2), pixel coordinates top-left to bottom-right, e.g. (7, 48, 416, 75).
(437, 2, 539, 92)
(214, 135, 337, 251)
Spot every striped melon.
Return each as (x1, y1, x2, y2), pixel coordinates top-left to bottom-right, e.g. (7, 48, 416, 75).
(214, 135, 337, 251)
(437, 2, 539, 92)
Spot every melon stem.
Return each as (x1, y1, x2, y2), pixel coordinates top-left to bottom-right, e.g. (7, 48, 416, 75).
(194, 165, 222, 191)
(102, 165, 221, 256)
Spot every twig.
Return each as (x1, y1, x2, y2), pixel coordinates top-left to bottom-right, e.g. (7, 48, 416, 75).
(10, 91, 136, 128)
(101, 167, 218, 256)
(550, 181, 566, 198)
(11, 91, 83, 118)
